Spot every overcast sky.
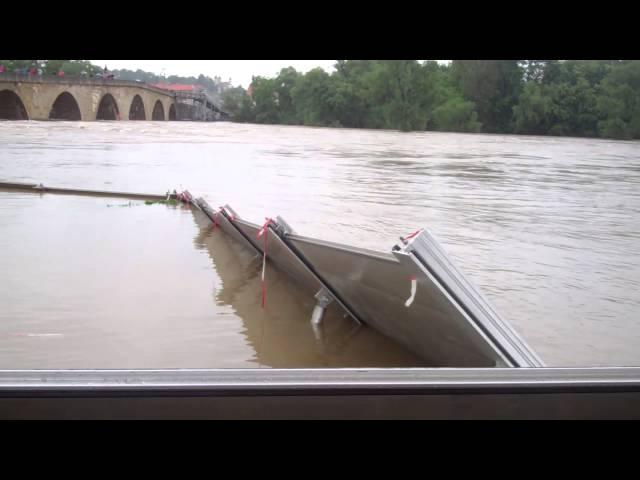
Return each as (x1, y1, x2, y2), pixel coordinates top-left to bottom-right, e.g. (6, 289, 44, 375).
(91, 60, 449, 88)
(91, 60, 338, 88)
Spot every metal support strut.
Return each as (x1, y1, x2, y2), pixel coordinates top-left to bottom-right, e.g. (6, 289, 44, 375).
(268, 217, 364, 328)
(311, 288, 334, 332)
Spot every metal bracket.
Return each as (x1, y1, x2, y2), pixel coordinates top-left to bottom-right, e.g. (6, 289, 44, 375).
(274, 216, 296, 235)
(310, 288, 334, 329)
(267, 216, 363, 328)
(314, 288, 334, 309)
(222, 204, 240, 219)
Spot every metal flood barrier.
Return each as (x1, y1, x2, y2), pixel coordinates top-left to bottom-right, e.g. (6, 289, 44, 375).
(0, 181, 543, 368)
(185, 192, 542, 368)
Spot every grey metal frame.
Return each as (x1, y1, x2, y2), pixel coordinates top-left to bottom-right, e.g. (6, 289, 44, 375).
(1, 368, 639, 419)
(190, 195, 543, 368)
(393, 230, 544, 367)
(2, 367, 637, 393)
(0, 182, 170, 201)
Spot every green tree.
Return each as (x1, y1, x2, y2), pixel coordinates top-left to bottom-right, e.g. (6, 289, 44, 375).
(325, 75, 366, 128)
(273, 67, 301, 124)
(513, 61, 604, 137)
(372, 60, 431, 131)
(291, 68, 334, 126)
(519, 60, 549, 83)
(452, 60, 523, 133)
(250, 76, 280, 124)
(597, 61, 640, 139)
(221, 87, 255, 122)
(421, 61, 481, 132)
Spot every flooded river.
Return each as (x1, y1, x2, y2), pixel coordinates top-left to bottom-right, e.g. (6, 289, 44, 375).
(1, 121, 639, 367)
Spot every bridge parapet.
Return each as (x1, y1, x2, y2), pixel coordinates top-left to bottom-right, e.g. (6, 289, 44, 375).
(0, 73, 227, 121)
(0, 73, 175, 98)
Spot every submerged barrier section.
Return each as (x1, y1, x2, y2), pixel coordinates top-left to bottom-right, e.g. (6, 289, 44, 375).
(0, 181, 173, 201)
(0, 180, 542, 367)
(176, 189, 543, 368)
(0, 182, 544, 368)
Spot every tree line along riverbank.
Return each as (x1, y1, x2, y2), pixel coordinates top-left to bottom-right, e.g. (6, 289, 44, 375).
(220, 60, 640, 140)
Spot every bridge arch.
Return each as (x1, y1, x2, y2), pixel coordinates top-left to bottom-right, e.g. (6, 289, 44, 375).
(49, 92, 81, 120)
(168, 104, 177, 121)
(0, 90, 29, 120)
(129, 95, 146, 120)
(152, 100, 165, 121)
(96, 94, 120, 120)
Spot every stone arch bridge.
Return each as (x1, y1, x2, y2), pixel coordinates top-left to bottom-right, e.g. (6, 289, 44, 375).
(0, 74, 179, 121)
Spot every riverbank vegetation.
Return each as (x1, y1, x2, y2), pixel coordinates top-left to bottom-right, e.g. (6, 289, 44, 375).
(3, 60, 638, 140)
(221, 60, 640, 140)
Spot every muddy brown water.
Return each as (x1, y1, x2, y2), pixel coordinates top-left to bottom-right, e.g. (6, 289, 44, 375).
(1, 121, 639, 367)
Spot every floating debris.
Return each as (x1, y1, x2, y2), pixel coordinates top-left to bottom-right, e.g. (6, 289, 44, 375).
(144, 199, 179, 206)
(107, 201, 135, 208)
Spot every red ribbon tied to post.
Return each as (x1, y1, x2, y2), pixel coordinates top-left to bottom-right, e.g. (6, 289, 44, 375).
(220, 207, 235, 221)
(257, 218, 275, 308)
(211, 210, 221, 231)
(404, 229, 422, 241)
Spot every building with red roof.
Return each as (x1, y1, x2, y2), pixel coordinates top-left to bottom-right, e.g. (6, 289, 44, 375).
(151, 83, 206, 93)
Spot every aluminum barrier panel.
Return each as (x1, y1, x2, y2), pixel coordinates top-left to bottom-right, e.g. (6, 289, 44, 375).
(393, 230, 544, 367)
(0, 183, 546, 368)
(286, 235, 502, 367)
(189, 193, 543, 368)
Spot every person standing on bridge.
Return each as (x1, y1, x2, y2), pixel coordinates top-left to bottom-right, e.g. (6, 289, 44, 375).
(0, 64, 5, 74)
(57, 69, 65, 78)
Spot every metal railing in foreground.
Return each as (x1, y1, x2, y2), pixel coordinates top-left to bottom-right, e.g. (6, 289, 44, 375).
(1, 182, 638, 417)
(0, 367, 639, 419)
